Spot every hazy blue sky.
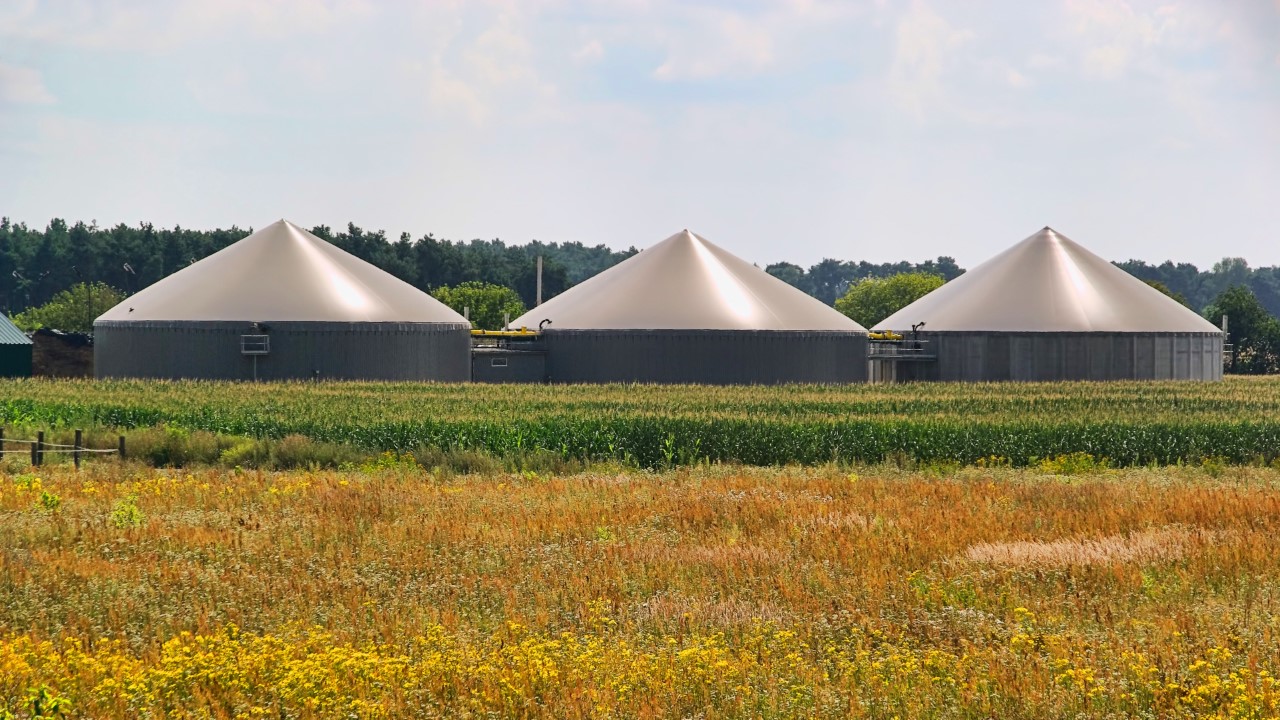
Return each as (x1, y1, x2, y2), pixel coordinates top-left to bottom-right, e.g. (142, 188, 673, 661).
(1, 0, 1277, 268)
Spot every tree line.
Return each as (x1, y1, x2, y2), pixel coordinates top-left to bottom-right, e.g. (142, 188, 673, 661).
(4, 216, 1280, 328)
(0, 218, 973, 314)
(765, 257, 964, 305)
(0, 217, 636, 316)
(765, 256, 1280, 320)
(1116, 257, 1280, 319)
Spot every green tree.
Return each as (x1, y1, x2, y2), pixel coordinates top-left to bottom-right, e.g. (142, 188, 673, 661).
(11, 282, 125, 332)
(765, 262, 808, 291)
(1205, 285, 1280, 374)
(430, 281, 526, 330)
(1142, 279, 1191, 308)
(806, 259, 857, 306)
(834, 272, 945, 328)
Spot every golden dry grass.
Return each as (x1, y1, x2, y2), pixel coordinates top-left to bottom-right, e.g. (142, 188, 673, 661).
(963, 525, 1216, 567)
(2, 459, 1280, 717)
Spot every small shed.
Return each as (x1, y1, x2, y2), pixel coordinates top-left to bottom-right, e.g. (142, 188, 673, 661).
(32, 329, 94, 377)
(0, 314, 33, 377)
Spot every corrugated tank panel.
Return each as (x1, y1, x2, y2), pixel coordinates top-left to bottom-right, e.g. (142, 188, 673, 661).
(543, 330, 867, 385)
(472, 348, 547, 383)
(898, 332, 1223, 382)
(94, 321, 471, 381)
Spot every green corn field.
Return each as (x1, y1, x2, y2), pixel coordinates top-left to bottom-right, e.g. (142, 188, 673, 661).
(2, 377, 1280, 468)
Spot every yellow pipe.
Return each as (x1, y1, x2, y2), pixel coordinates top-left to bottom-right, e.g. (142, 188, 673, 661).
(471, 328, 541, 338)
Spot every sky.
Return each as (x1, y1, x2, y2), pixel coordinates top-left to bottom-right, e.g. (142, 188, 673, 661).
(1, 0, 1278, 270)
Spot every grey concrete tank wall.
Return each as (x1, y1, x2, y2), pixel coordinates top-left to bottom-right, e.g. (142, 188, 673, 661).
(472, 347, 548, 383)
(95, 320, 471, 381)
(888, 331, 1223, 382)
(542, 330, 868, 384)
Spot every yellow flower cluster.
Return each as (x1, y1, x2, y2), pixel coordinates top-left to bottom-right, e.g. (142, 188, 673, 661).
(3, 473, 42, 497)
(3, 621, 1278, 719)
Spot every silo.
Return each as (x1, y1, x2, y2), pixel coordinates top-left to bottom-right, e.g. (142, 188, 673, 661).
(0, 314, 33, 377)
(94, 220, 471, 381)
(872, 227, 1224, 382)
(506, 230, 868, 384)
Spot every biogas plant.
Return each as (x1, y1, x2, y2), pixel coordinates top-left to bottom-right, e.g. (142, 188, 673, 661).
(94, 220, 471, 382)
(94, 223, 1225, 384)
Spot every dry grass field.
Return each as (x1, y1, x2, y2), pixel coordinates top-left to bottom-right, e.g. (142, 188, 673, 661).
(3, 457, 1280, 718)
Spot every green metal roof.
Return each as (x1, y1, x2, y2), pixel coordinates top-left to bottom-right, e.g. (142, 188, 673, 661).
(0, 315, 32, 345)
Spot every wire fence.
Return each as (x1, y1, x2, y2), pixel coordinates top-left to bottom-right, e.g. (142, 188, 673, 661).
(0, 429, 126, 468)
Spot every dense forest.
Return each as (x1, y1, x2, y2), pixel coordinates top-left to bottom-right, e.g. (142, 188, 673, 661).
(3, 217, 1279, 321)
(1115, 258, 1280, 320)
(0, 218, 636, 315)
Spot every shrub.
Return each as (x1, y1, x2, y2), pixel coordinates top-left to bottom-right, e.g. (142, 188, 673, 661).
(36, 490, 61, 514)
(219, 438, 269, 468)
(110, 494, 144, 529)
(835, 272, 944, 328)
(11, 282, 125, 333)
(1037, 452, 1110, 475)
(271, 434, 358, 469)
(430, 282, 526, 330)
(129, 426, 229, 467)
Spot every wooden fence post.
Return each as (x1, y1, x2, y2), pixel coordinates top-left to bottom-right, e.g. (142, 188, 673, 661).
(119, 435, 126, 461)
(74, 429, 82, 470)
(35, 431, 43, 467)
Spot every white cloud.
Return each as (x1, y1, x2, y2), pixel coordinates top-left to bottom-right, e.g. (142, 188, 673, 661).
(1027, 53, 1067, 71)
(427, 58, 489, 124)
(0, 0, 374, 52)
(1058, 1, 1270, 137)
(407, 7, 559, 126)
(1063, 0, 1207, 80)
(181, 0, 374, 38)
(468, 19, 539, 87)
(573, 39, 605, 64)
(888, 2, 974, 118)
(1082, 43, 1132, 80)
(644, 1, 865, 82)
(0, 63, 54, 106)
(652, 9, 775, 81)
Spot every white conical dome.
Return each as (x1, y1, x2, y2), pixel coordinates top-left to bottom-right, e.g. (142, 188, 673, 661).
(874, 227, 1221, 333)
(97, 220, 466, 323)
(510, 230, 867, 332)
